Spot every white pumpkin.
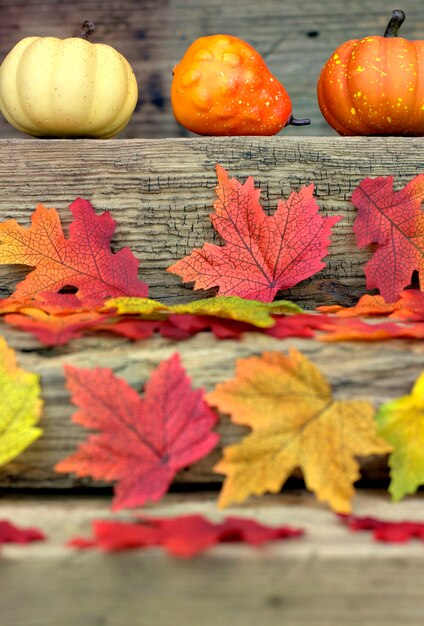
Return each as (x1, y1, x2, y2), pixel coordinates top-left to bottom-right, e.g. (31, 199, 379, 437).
(0, 22, 138, 138)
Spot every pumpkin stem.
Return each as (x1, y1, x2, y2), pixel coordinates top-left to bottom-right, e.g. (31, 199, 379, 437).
(75, 20, 95, 40)
(286, 115, 311, 127)
(384, 9, 405, 37)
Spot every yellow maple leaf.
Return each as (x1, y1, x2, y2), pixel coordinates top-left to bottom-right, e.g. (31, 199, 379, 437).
(0, 336, 43, 466)
(207, 349, 390, 513)
(376, 371, 424, 501)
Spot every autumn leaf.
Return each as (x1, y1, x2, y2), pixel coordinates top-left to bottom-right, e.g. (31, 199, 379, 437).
(318, 290, 424, 322)
(167, 165, 341, 302)
(375, 372, 424, 501)
(341, 514, 424, 543)
(208, 349, 390, 513)
(0, 337, 43, 466)
(352, 174, 424, 303)
(317, 294, 399, 318)
(105, 295, 302, 328)
(0, 198, 148, 305)
(55, 354, 219, 510)
(0, 520, 45, 546)
(68, 514, 303, 557)
(4, 309, 110, 346)
(319, 318, 424, 342)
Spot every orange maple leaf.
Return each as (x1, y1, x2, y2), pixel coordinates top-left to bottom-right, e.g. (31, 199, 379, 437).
(0, 199, 148, 305)
(207, 349, 390, 513)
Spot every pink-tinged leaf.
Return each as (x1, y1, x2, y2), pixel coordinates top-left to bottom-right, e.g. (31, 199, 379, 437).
(168, 165, 341, 302)
(68, 514, 303, 557)
(55, 354, 219, 510)
(352, 175, 424, 303)
(340, 514, 424, 543)
(0, 198, 148, 305)
(0, 520, 45, 545)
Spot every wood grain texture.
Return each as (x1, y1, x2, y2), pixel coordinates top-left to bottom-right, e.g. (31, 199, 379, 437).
(1, 0, 424, 140)
(1, 137, 423, 306)
(1, 492, 424, 626)
(1, 323, 423, 488)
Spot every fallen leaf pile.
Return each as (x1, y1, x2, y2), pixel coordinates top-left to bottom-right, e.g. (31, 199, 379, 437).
(1, 168, 424, 557)
(69, 514, 303, 557)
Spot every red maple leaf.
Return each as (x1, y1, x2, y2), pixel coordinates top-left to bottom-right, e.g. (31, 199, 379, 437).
(168, 165, 341, 302)
(0, 198, 148, 305)
(352, 174, 424, 303)
(340, 514, 424, 543)
(55, 354, 219, 510)
(69, 514, 303, 557)
(0, 520, 45, 545)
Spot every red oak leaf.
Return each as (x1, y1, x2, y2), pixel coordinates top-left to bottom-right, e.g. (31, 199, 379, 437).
(68, 514, 303, 557)
(0, 198, 148, 305)
(55, 354, 219, 510)
(0, 520, 45, 545)
(168, 165, 341, 302)
(352, 174, 424, 303)
(340, 514, 424, 543)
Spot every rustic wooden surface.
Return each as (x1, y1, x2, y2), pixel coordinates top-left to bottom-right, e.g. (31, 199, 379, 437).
(1, 0, 424, 139)
(1, 137, 423, 306)
(1, 324, 423, 488)
(1, 491, 424, 626)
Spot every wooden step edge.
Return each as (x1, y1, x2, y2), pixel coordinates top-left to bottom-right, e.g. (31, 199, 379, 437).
(1, 491, 424, 626)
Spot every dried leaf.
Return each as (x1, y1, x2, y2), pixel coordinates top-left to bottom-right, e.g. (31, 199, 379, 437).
(55, 354, 219, 510)
(376, 372, 424, 501)
(0, 337, 43, 466)
(0, 198, 148, 305)
(69, 514, 303, 557)
(352, 174, 424, 303)
(208, 349, 390, 513)
(168, 165, 340, 302)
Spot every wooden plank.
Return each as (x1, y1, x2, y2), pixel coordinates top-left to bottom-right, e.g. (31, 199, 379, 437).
(1, 492, 424, 626)
(1, 137, 423, 306)
(1, 325, 423, 488)
(1, 0, 424, 139)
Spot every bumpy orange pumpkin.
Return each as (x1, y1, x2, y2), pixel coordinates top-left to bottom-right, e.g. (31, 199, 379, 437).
(317, 10, 424, 136)
(171, 34, 310, 135)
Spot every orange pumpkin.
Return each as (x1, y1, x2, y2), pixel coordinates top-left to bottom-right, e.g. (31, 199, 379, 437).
(171, 35, 310, 135)
(317, 10, 424, 136)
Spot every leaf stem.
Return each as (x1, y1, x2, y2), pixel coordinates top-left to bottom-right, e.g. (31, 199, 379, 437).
(286, 115, 311, 127)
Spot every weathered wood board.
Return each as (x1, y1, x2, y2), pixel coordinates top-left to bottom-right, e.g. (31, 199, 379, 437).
(1, 0, 424, 139)
(1, 492, 424, 626)
(1, 324, 423, 488)
(1, 137, 423, 306)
